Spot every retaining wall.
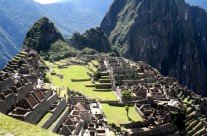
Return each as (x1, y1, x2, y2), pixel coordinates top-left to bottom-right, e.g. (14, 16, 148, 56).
(42, 99, 67, 129)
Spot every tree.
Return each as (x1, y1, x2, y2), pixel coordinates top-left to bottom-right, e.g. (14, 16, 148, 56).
(122, 90, 132, 102)
(125, 105, 129, 116)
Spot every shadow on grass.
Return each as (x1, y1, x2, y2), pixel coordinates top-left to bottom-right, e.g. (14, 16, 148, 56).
(127, 116, 135, 122)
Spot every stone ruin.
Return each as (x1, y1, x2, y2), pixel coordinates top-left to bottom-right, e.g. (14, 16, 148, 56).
(1, 50, 207, 135)
(96, 55, 207, 135)
(50, 90, 110, 136)
(0, 49, 66, 133)
(0, 49, 111, 136)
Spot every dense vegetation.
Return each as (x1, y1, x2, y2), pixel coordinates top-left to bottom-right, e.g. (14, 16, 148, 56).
(45, 40, 79, 61)
(23, 17, 63, 52)
(23, 17, 79, 61)
(23, 17, 106, 61)
(0, 0, 113, 69)
(69, 27, 111, 53)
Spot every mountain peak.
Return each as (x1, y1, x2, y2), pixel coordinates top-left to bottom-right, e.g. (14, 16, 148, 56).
(23, 17, 63, 52)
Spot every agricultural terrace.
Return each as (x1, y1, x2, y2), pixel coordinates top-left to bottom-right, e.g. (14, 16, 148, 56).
(45, 60, 117, 101)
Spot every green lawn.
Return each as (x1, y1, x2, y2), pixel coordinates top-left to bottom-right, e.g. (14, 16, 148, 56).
(101, 104, 143, 127)
(47, 65, 117, 100)
(0, 113, 57, 136)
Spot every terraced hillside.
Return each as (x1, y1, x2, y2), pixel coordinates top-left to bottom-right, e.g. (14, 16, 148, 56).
(45, 58, 117, 101)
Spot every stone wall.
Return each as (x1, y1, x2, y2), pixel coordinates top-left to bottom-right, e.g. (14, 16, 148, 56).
(0, 77, 14, 93)
(42, 99, 67, 129)
(24, 93, 58, 124)
(95, 84, 111, 89)
(16, 82, 33, 102)
(71, 78, 91, 82)
(99, 79, 111, 83)
(0, 93, 16, 114)
(52, 108, 71, 133)
(0, 82, 33, 114)
(24, 75, 38, 85)
(135, 104, 145, 119)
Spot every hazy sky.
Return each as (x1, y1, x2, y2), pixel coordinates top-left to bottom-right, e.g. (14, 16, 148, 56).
(33, 0, 62, 4)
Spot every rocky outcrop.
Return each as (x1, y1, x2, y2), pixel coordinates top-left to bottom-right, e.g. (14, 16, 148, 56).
(101, 0, 207, 96)
(69, 27, 111, 53)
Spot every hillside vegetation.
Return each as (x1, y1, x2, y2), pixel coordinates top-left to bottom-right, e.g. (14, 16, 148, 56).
(0, 0, 113, 69)
(0, 113, 57, 136)
(69, 27, 111, 53)
(23, 17, 79, 61)
(23, 17, 111, 62)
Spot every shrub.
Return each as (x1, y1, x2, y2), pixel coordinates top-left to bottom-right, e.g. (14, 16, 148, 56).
(81, 47, 98, 55)
(93, 71, 101, 81)
(44, 76, 50, 83)
(122, 90, 132, 101)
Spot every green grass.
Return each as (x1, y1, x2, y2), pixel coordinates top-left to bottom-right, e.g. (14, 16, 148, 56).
(47, 65, 117, 101)
(37, 113, 52, 127)
(91, 60, 99, 65)
(101, 104, 143, 127)
(44, 83, 50, 89)
(110, 131, 116, 136)
(88, 62, 97, 71)
(0, 113, 57, 136)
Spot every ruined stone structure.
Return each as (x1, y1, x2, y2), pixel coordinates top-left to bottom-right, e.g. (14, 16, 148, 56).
(52, 91, 110, 136)
(96, 55, 207, 135)
(1, 51, 207, 135)
(0, 49, 67, 133)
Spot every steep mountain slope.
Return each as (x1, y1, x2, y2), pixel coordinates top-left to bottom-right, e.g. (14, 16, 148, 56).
(69, 27, 111, 53)
(23, 17, 78, 61)
(23, 17, 63, 52)
(101, 0, 207, 96)
(0, 0, 113, 69)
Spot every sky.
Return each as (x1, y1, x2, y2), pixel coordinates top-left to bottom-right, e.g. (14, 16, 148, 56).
(33, 0, 62, 4)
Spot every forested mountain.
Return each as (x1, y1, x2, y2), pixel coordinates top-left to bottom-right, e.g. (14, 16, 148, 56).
(101, 0, 207, 96)
(23, 17, 79, 61)
(0, 0, 113, 69)
(69, 27, 111, 53)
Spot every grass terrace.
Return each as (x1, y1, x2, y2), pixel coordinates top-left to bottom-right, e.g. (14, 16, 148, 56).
(0, 113, 57, 136)
(46, 61, 116, 101)
(101, 104, 143, 127)
(88, 62, 97, 71)
(91, 60, 99, 65)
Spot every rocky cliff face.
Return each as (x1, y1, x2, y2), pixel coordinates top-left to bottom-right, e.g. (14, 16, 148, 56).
(69, 27, 111, 53)
(101, 0, 207, 96)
